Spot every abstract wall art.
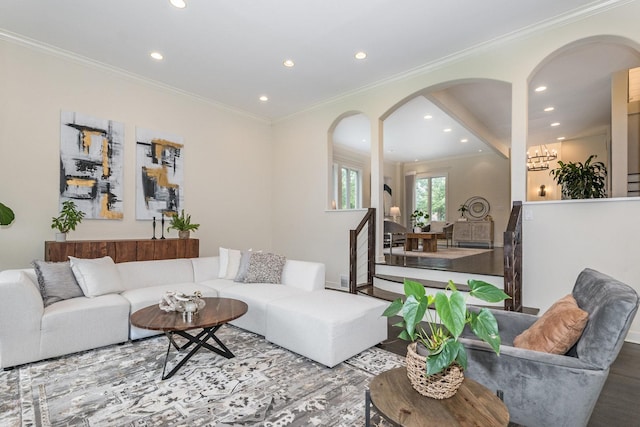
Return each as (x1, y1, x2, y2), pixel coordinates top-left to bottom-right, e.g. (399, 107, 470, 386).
(59, 111, 124, 219)
(136, 128, 184, 220)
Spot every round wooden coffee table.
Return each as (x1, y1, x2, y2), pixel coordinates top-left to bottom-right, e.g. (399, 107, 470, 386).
(131, 297, 248, 380)
(366, 367, 509, 426)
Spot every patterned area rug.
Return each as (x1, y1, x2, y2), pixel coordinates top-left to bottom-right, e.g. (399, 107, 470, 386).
(0, 325, 404, 426)
(384, 246, 491, 259)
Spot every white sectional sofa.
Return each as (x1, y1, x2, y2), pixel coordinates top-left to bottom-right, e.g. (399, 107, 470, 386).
(0, 256, 388, 369)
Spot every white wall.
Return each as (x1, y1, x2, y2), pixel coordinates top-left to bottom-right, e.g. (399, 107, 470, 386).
(0, 39, 274, 270)
(271, 1, 640, 342)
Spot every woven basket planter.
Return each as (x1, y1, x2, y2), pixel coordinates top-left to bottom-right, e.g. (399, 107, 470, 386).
(406, 342, 464, 399)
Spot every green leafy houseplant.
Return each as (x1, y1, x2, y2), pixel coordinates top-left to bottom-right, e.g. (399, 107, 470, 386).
(410, 209, 429, 230)
(51, 200, 85, 233)
(550, 154, 607, 199)
(167, 210, 200, 234)
(0, 202, 15, 226)
(383, 279, 510, 375)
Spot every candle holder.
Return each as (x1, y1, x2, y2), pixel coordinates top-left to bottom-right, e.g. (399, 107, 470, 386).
(151, 217, 157, 240)
(160, 216, 166, 239)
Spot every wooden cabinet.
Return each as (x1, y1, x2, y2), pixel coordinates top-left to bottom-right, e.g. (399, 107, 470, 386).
(45, 239, 199, 263)
(453, 221, 494, 248)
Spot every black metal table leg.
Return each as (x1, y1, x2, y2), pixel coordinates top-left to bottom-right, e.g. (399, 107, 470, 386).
(160, 325, 235, 380)
(365, 389, 371, 427)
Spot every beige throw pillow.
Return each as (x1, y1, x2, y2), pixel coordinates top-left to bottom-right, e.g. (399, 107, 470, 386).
(514, 294, 588, 354)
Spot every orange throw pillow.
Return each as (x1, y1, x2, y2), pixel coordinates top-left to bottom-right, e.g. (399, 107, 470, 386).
(514, 294, 589, 354)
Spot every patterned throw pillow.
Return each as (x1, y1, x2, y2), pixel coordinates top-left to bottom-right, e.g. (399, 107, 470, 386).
(32, 260, 84, 306)
(244, 252, 286, 284)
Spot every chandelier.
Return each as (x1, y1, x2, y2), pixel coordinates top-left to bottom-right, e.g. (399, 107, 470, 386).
(527, 145, 558, 171)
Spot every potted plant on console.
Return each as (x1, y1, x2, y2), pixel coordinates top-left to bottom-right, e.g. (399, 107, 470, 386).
(167, 209, 200, 239)
(383, 279, 509, 399)
(410, 209, 429, 232)
(51, 200, 85, 242)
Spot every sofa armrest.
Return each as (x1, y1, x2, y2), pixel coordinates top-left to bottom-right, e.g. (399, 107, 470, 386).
(466, 306, 538, 345)
(0, 270, 44, 368)
(281, 260, 326, 292)
(459, 337, 598, 370)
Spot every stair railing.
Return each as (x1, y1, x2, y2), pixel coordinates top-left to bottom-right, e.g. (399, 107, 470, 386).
(349, 208, 376, 294)
(503, 201, 523, 312)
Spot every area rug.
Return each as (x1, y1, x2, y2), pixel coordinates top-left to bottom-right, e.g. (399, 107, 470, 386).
(384, 246, 492, 259)
(0, 325, 404, 427)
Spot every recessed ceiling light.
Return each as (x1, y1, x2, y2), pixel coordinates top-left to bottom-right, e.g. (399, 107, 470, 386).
(551, 122, 560, 127)
(169, 0, 186, 8)
(544, 106, 555, 112)
(150, 52, 164, 60)
(535, 86, 547, 92)
(259, 95, 269, 102)
(355, 51, 367, 60)
(443, 128, 452, 132)
(424, 115, 433, 120)
(557, 136, 566, 141)
(283, 59, 295, 68)
(478, 149, 483, 152)
(460, 138, 468, 143)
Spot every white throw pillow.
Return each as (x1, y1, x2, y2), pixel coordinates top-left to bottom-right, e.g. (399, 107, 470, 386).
(225, 249, 242, 279)
(69, 256, 124, 297)
(218, 247, 229, 278)
(430, 221, 445, 233)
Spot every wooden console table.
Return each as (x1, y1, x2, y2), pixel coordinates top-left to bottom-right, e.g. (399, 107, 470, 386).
(45, 238, 199, 263)
(453, 220, 494, 248)
(366, 367, 509, 426)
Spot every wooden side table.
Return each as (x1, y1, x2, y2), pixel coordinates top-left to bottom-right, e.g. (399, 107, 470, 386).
(366, 367, 509, 426)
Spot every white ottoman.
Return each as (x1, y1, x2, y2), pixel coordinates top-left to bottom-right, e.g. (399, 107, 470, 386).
(265, 290, 388, 367)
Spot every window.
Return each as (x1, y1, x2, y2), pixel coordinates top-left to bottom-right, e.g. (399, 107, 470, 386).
(333, 163, 362, 209)
(415, 174, 447, 221)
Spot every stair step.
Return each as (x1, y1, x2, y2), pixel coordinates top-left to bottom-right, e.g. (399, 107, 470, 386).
(375, 274, 470, 293)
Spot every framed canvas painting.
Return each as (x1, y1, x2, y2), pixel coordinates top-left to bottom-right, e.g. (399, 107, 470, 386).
(59, 111, 124, 219)
(136, 127, 184, 220)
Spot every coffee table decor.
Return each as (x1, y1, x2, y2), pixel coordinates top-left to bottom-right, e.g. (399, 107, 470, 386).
(159, 290, 206, 321)
(383, 278, 509, 398)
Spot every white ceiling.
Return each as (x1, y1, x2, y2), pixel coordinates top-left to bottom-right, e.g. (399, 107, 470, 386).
(1, 0, 638, 163)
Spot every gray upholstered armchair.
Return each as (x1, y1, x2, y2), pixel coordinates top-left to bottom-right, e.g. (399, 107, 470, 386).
(383, 220, 407, 253)
(460, 268, 639, 427)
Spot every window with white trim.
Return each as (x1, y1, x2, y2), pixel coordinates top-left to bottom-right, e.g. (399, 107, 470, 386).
(333, 163, 362, 210)
(415, 173, 447, 221)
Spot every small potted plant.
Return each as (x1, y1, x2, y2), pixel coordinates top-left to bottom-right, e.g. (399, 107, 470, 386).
(457, 204, 468, 221)
(0, 202, 15, 226)
(550, 154, 607, 199)
(410, 209, 429, 232)
(167, 209, 200, 239)
(51, 200, 85, 242)
(383, 279, 509, 398)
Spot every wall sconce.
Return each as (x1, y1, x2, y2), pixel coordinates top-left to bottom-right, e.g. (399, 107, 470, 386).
(390, 206, 401, 222)
(539, 185, 546, 197)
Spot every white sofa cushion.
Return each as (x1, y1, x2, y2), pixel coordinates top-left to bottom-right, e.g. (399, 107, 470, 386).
(218, 247, 242, 279)
(69, 256, 124, 297)
(219, 283, 305, 336)
(191, 256, 219, 282)
(116, 258, 194, 291)
(281, 260, 326, 292)
(265, 290, 388, 367)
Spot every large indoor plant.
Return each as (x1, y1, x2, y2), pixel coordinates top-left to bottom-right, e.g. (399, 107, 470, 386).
(0, 202, 15, 226)
(383, 279, 509, 397)
(51, 200, 85, 241)
(167, 209, 200, 239)
(550, 154, 607, 199)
